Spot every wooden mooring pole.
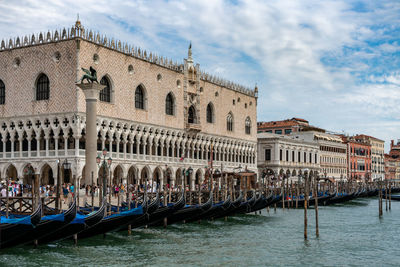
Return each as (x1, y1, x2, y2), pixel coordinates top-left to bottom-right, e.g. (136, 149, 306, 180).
(379, 180, 383, 217)
(314, 173, 319, 238)
(385, 180, 388, 211)
(304, 172, 309, 240)
(389, 180, 392, 211)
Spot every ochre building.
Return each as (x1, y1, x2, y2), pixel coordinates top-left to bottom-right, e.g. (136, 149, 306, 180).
(0, 20, 258, 188)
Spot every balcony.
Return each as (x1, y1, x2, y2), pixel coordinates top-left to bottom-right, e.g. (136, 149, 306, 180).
(185, 122, 201, 133)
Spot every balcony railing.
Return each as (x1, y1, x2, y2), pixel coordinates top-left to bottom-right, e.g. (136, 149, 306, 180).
(185, 122, 201, 132)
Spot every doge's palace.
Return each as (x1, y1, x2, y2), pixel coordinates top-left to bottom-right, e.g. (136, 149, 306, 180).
(0, 19, 258, 189)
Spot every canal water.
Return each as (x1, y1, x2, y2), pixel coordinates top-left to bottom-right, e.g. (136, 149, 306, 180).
(1, 198, 399, 266)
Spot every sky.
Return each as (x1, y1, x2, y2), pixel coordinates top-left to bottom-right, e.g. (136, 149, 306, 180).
(0, 0, 399, 151)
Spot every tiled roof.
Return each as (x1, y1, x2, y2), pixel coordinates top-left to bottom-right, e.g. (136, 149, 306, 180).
(353, 134, 384, 142)
(258, 120, 299, 129)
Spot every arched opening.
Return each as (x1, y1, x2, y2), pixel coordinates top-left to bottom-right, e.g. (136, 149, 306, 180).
(140, 167, 149, 183)
(195, 169, 202, 190)
(206, 102, 214, 123)
(188, 105, 196, 124)
(152, 167, 162, 190)
(41, 164, 54, 185)
(135, 85, 145, 109)
(175, 168, 182, 188)
(36, 73, 50, 101)
(165, 92, 175, 115)
(22, 164, 34, 187)
(127, 166, 137, 185)
(245, 116, 251, 135)
(62, 166, 71, 184)
(227, 112, 233, 131)
(98, 165, 110, 187)
(6, 164, 18, 180)
(99, 76, 111, 102)
(113, 165, 124, 185)
(0, 79, 5, 105)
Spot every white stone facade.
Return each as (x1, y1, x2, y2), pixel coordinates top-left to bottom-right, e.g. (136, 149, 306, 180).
(257, 132, 320, 180)
(292, 131, 347, 180)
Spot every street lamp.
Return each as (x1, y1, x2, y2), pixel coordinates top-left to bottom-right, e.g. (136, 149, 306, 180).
(97, 148, 112, 198)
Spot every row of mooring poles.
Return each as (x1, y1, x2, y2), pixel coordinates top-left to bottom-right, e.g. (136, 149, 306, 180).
(379, 178, 393, 217)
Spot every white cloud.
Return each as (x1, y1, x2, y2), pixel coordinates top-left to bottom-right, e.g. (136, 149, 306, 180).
(0, 0, 399, 151)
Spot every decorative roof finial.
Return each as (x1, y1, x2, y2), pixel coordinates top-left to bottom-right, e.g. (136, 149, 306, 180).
(75, 13, 82, 29)
(188, 42, 193, 63)
(254, 83, 258, 97)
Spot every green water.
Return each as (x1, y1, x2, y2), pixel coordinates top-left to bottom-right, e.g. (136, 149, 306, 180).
(0, 198, 399, 267)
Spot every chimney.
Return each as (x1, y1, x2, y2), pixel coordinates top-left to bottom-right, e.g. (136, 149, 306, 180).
(391, 140, 394, 149)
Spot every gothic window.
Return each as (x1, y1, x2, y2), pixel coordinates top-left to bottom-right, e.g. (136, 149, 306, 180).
(165, 92, 174, 115)
(206, 102, 214, 123)
(245, 116, 251, 134)
(36, 74, 49, 101)
(227, 112, 233, 131)
(99, 76, 111, 103)
(0, 80, 4, 105)
(135, 85, 145, 109)
(188, 105, 196, 123)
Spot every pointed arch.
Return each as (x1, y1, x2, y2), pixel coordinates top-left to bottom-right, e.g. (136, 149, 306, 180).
(135, 84, 146, 109)
(165, 92, 175, 115)
(245, 116, 251, 135)
(36, 73, 49, 100)
(188, 105, 196, 124)
(206, 102, 214, 123)
(0, 79, 5, 105)
(226, 112, 234, 131)
(99, 75, 112, 102)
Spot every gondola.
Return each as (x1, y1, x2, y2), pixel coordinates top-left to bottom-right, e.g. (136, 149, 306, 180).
(188, 195, 231, 222)
(119, 193, 163, 230)
(146, 191, 186, 227)
(0, 201, 42, 249)
(214, 192, 244, 219)
(250, 192, 274, 212)
(158, 192, 213, 225)
(76, 194, 156, 239)
(384, 195, 400, 201)
(234, 190, 256, 214)
(38, 199, 107, 244)
(322, 191, 356, 206)
(3, 199, 77, 248)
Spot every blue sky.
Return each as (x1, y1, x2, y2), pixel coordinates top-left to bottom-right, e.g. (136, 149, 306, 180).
(0, 0, 399, 151)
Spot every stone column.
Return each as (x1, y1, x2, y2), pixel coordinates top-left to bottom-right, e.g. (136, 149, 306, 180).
(18, 135, 23, 156)
(76, 83, 105, 185)
(27, 137, 32, 158)
(36, 138, 40, 158)
(10, 136, 15, 158)
(55, 135, 59, 157)
(44, 134, 49, 157)
(74, 136, 80, 157)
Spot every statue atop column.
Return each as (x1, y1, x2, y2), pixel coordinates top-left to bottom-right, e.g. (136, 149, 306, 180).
(77, 67, 98, 84)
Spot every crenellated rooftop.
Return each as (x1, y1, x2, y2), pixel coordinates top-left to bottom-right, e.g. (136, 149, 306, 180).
(0, 21, 257, 97)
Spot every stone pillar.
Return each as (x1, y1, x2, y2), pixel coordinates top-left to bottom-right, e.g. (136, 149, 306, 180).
(76, 83, 105, 185)
(10, 136, 15, 158)
(64, 137, 68, 155)
(123, 139, 127, 159)
(55, 135, 59, 156)
(101, 133, 105, 151)
(27, 137, 32, 158)
(18, 136, 23, 156)
(45, 134, 49, 157)
(75, 136, 80, 157)
(36, 138, 40, 158)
